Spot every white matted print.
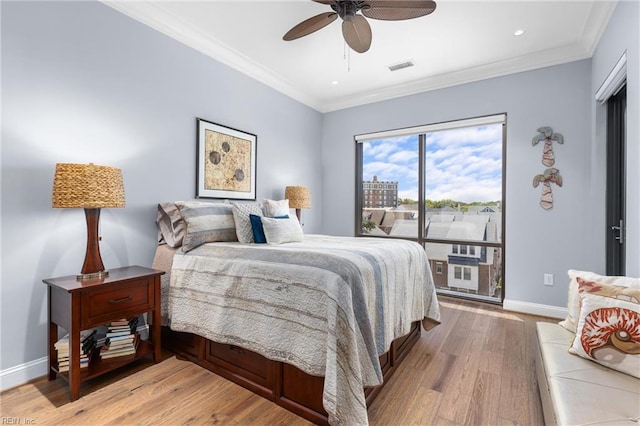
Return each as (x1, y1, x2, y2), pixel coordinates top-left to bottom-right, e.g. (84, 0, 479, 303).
(196, 118, 257, 200)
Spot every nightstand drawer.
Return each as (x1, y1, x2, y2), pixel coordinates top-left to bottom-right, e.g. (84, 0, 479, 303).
(81, 279, 153, 327)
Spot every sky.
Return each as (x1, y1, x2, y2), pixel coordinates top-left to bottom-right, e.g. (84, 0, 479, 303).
(362, 123, 502, 203)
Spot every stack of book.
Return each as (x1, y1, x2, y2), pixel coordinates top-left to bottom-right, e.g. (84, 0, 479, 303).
(100, 318, 138, 359)
(55, 329, 96, 372)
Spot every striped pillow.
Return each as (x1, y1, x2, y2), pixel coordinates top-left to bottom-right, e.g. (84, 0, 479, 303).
(175, 201, 237, 252)
(156, 203, 185, 248)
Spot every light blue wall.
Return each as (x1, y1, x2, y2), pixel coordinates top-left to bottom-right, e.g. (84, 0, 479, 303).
(590, 0, 640, 277)
(321, 60, 594, 308)
(320, 1, 639, 308)
(1, 0, 638, 389)
(1, 1, 322, 376)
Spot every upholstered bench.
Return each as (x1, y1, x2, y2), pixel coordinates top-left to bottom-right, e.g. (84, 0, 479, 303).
(535, 269, 640, 425)
(536, 322, 640, 425)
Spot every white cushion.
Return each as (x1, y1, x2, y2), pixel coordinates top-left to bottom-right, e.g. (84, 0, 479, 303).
(262, 216, 303, 244)
(536, 322, 640, 425)
(263, 199, 289, 217)
(231, 202, 263, 244)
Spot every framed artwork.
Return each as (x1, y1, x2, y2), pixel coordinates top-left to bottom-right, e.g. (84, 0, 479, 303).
(196, 118, 257, 200)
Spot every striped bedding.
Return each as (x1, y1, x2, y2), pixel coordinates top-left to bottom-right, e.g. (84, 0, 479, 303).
(165, 234, 440, 425)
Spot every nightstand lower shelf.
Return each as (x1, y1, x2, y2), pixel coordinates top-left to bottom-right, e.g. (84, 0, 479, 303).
(52, 339, 155, 382)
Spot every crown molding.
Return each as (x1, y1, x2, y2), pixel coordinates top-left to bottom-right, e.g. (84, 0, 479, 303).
(321, 42, 592, 112)
(101, 0, 617, 114)
(580, 0, 618, 57)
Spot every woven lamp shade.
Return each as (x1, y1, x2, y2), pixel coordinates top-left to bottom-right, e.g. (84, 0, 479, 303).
(285, 186, 311, 209)
(52, 163, 125, 208)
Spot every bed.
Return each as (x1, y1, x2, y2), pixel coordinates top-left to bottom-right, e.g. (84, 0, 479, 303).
(152, 201, 441, 425)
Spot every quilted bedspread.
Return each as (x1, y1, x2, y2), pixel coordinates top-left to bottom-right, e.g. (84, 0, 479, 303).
(167, 234, 440, 425)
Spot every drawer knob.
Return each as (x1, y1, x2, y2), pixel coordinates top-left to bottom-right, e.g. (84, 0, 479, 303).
(108, 295, 132, 304)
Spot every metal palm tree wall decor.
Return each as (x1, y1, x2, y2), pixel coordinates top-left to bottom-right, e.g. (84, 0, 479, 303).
(532, 126, 564, 210)
(532, 126, 564, 166)
(533, 167, 563, 210)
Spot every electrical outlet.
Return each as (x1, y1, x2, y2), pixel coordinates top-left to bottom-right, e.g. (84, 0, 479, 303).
(544, 273, 554, 286)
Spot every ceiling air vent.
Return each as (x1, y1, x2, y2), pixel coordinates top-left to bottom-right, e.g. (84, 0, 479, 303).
(388, 60, 414, 72)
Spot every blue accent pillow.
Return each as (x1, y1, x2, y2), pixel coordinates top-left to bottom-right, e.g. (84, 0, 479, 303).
(250, 214, 288, 244)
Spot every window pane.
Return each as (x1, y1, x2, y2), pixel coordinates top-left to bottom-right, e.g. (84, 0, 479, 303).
(361, 136, 419, 237)
(464, 267, 471, 280)
(427, 242, 503, 298)
(424, 123, 502, 244)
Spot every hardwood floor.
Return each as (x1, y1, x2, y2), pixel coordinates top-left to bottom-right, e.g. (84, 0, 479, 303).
(1, 297, 556, 425)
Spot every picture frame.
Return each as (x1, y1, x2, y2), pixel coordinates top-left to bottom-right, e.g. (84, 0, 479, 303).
(196, 118, 257, 200)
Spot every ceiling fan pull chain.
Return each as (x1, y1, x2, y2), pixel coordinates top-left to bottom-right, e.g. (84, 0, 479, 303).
(342, 40, 351, 72)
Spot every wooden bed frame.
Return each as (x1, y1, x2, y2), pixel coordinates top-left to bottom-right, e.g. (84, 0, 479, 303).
(162, 320, 421, 425)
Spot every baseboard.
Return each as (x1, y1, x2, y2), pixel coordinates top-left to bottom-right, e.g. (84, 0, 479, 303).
(503, 299, 567, 319)
(0, 356, 48, 392)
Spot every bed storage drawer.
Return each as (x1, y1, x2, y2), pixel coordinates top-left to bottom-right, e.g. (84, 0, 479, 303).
(206, 341, 271, 387)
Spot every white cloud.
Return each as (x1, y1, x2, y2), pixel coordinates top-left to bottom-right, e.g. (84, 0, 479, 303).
(362, 124, 502, 203)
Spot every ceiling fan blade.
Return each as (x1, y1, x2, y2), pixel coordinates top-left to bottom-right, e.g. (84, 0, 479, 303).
(312, 0, 334, 4)
(342, 15, 372, 53)
(362, 1, 437, 21)
(283, 12, 338, 41)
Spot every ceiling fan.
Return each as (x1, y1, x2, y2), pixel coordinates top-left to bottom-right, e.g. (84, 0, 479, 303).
(283, 1, 437, 53)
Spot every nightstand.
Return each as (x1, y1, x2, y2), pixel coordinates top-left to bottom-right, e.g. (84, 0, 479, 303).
(43, 265, 164, 401)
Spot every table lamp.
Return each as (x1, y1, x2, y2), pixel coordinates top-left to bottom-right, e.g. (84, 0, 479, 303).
(285, 186, 311, 222)
(52, 163, 125, 279)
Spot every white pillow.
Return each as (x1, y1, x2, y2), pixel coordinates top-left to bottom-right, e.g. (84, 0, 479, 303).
(559, 270, 640, 333)
(263, 199, 289, 217)
(231, 202, 263, 244)
(262, 216, 303, 244)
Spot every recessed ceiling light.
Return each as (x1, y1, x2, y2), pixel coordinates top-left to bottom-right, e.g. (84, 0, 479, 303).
(514, 29, 525, 37)
(331, 80, 339, 85)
